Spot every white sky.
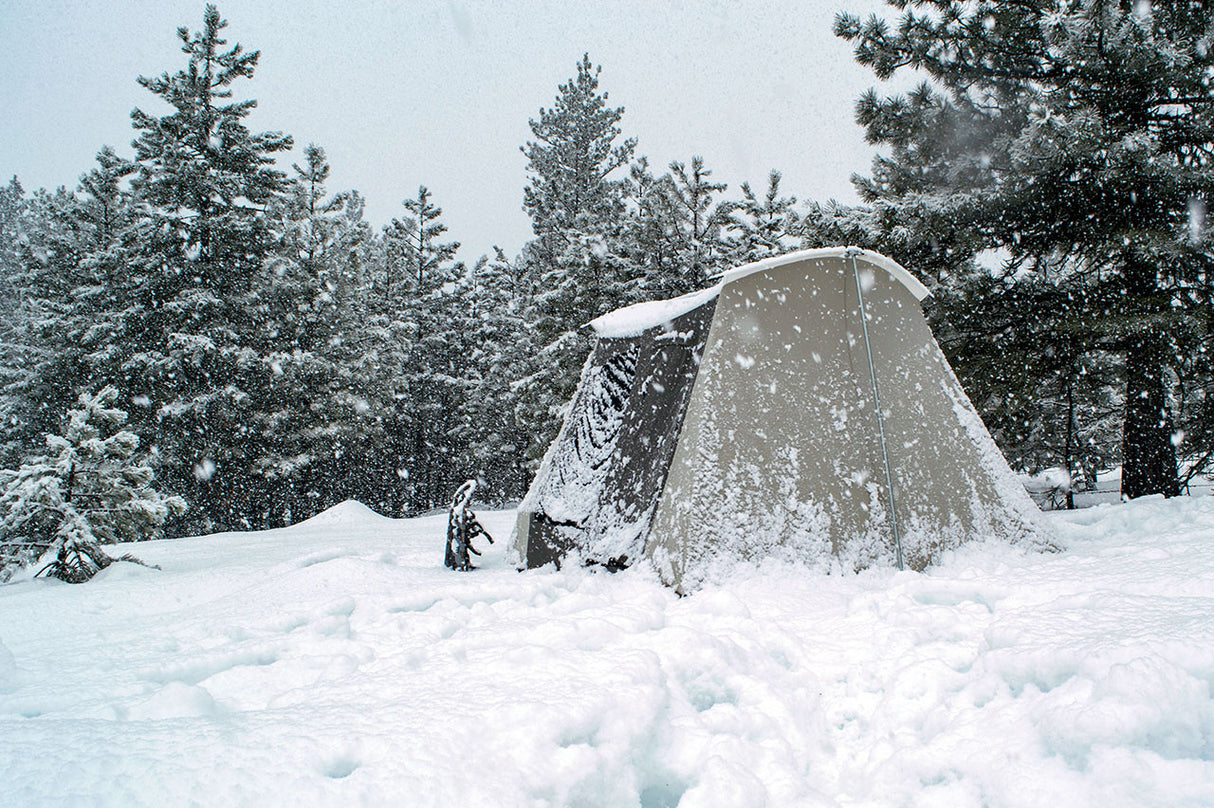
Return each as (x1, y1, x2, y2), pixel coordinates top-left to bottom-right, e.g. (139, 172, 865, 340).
(0, 0, 894, 260)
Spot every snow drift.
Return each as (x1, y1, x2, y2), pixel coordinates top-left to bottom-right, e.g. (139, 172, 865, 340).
(1, 497, 1211, 806)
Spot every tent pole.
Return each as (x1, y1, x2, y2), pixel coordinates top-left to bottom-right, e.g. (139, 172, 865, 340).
(848, 249, 905, 571)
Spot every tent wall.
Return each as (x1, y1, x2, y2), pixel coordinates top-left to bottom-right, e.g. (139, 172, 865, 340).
(645, 254, 1044, 591)
(514, 299, 717, 568)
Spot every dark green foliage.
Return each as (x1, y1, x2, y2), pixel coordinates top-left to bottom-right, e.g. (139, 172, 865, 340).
(727, 171, 801, 264)
(387, 186, 469, 513)
(625, 156, 734, 299)
(120, 4, 294, 532)
(838, 0, 1214, 498)
(462, 250, 535, 503)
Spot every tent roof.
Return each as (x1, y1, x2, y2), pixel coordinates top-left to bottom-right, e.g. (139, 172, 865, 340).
(589, 247, 930, 338)
(715, 247, 931, 301)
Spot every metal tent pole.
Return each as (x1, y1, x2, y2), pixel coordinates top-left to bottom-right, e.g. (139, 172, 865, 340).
(847, 249, 905, 571)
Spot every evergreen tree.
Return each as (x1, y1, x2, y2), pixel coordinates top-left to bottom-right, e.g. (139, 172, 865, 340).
(799, 199, 880, 252)
(122, 4, 293, 531)
(253, 144, 362, 525)
(0, 177, 34, 465)
(0, 387, 186, 583)
(299, 188, 383, 515)
(522, 54, 636, 252)
(837, 0, 1214, 498)
(462, 249, 535, 502)
(726, 170, 801, 264)
(378, 186, 467, 513)
(517, 55, 640, 467)
(0, 168, 135, 469)
(402, 186, 465, 511)
(929, 271, 1122, 500)
(626, 156, 733, 299)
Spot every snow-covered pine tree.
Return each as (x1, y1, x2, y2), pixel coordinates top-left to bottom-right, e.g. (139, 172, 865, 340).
(0, 387, 186, 583)
(250, 144, 363, 526)
(928, 270, 1122, 503)
(0, 154, 138, 473)
(516, 55, 641, 468)
(285, 186, 387, 516)
(383, 186, 468, 513)
(665, 156, 734, 290)
(123, 4, 293, 532)
(625, 156, 734, 299)
(837, 0, 1214, 499)
(799, 199, 879, 253)
(461, 249, 535, 503)
(0, 177, 26, 324)
(0, 177, 33, 467)
(726, 170, 801, 264)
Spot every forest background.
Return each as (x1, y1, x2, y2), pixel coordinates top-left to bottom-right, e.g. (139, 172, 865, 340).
(0, 1, 1210, 547)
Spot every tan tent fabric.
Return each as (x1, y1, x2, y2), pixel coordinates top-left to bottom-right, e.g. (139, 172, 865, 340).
(646, 251, 1045, 590)
(515, 248, 1048, 590)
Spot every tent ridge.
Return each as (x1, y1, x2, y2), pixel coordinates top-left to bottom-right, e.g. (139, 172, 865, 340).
(714, 247, 932, 302)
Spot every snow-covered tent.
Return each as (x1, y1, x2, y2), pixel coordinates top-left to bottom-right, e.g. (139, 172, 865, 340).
(513, 247, 1047, 591)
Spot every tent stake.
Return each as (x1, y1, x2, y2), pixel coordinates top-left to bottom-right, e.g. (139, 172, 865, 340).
(848, 249, 905, 571)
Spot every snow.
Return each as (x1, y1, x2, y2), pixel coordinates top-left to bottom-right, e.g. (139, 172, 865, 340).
(2, 497, 1214, 806)
(589, 284, 721, 338)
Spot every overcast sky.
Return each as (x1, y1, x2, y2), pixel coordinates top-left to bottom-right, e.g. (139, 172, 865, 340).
(1, 0, 895, 260)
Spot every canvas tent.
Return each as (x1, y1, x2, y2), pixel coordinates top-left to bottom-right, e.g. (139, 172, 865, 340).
(513, 247, 1047, 591)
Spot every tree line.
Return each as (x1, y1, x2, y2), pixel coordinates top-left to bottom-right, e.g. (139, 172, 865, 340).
(1, 1, 1211, 571)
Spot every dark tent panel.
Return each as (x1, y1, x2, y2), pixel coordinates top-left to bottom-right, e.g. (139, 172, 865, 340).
(516, 292, 718, 568)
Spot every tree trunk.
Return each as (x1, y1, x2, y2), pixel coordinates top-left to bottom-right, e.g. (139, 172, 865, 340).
(1121, 252, 1179, 500)
(1064, 380, 1076, 510)
(1121, 332, 1179, 499)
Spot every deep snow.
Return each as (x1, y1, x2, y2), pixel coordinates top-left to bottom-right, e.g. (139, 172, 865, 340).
(1, 497, 1212, 807)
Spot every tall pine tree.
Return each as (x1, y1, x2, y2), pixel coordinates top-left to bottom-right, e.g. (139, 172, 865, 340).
(517, 55, 640, 467)
(123, 3, 293, 532)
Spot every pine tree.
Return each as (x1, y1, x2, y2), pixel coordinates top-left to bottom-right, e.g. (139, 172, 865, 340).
(122, 4, 293, 531)
(252, 144, 361, 525)
(522, 54, 636, 252)
(0, 387, 186, 582)
(517, 55, 640, 467)
(0, 177, 34, 466)
(402, 186, 467, 511)
(726, 170, 801, 264)
(295, 188, 383, 516)
(462, 249, 535, 502)
(374, 186, 468, 513)
(837, 0, 1214, 498)
(0, 165, 136, 470)
(625, 156, 733, 299)
(928, 270, 1122, 499)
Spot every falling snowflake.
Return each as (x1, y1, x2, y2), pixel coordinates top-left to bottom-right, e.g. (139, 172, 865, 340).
(1189, 197, 1206, 243)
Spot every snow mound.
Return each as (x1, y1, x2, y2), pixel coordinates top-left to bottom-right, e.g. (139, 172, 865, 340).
(295, 499, 389, 528)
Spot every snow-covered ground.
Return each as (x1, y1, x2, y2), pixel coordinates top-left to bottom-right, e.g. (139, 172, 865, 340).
(1, 498, 1212, 807)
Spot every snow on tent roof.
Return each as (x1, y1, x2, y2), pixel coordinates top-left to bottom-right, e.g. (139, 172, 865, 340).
(589, 283, 722, 338)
